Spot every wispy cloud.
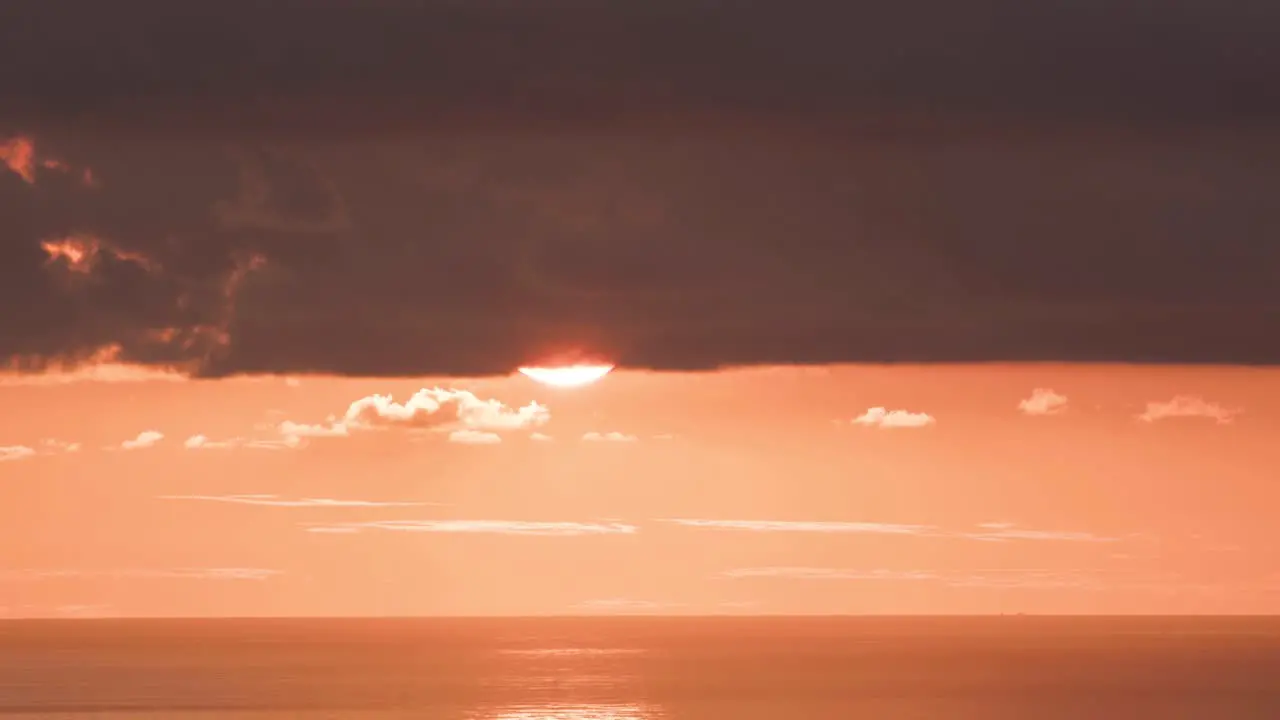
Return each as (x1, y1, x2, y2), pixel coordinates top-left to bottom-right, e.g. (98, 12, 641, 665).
(39, 439, 81, 454)
(449, 429, 502, 445)
(120, 430, 164, 450)
(1018, 388, 1068, 416)
(571, 598, 687, 613)
(305, 519, 638, 536)
(1, 568, 282, 581)
(664, 518, 1116, 543)
(160, 494, 433, 508)
(721, 566, 1112, 590)
(1138, 396, 1239, 424)
(582, 431, 639, 443)
(1, 135, 92, 185)
(852, 407, 936, 428)
(183, 434, 300, 450)
(279, 387, 549, 444)
(963, 523, 1117, 543)
(0, 445, 35, 462)
(661, 518, 935, 535)
(530, 432, 554, 442)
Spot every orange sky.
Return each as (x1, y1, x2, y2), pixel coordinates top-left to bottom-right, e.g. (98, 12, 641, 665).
(2, 363, 1277, 617)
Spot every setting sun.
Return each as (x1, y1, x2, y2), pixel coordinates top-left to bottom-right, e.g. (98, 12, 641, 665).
(517, 364, 613, 388)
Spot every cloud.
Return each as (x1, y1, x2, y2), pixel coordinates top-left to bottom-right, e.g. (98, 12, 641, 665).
(39, 438, 80, 454)
(662, 518, 935, 535)
(1018, 388, 1068, 415)
(0, 445, 36, 462)
(279, 388, 549, 444)
(183, 434, 300, 451)
(963, 523, 1117, 543)
(2, 5, 1279, 375)
(1, 135, 89, 185)
(571, 598, 686, 613)
(1, 568, 282, 581)
(120, 430, 163, 450)
(720, 566, 1109, 590)
(0, 345, 189, 386)
(448, 429, 502, 445)
(305, 520, 638, 536)
(530, 432, 554, 442)
(852, 407, 936, 429)
(1138, 396, 1239, 424)
(582, 431, 639, 443)
(160, 494, 431, 508)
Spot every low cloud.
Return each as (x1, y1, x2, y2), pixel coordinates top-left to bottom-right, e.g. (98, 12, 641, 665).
(279, 387, 549, 445)
(661, 518, 935, 535)
(120, 430, 164, 450)
(720, 566, 1110, 590)
(530, 432, 554, 442)
(183, 434, 300, 451)
(572, 598, 687, 613)
(160, 494, 431, 508)
(39, 439, 81, 454)
(1138, 396, 1239, 424)
(852, 407, 936, 428)
(582, 431, 639, 443)
(41, 234, 160, 277)
(449, 429, 502, 445)
(964, 522, 1117, 543)
(1018, 388, 1068, 415)
(305, 519, 638, 536)
(0, 445, 36, 462)
(664, 518, 1116, 544)
(0, 344, 189, 386)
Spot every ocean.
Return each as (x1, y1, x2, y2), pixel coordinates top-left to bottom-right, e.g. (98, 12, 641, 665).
(1, 616, 1278, 718)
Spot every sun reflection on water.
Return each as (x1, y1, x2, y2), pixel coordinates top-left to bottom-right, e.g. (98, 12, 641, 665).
(481, 703, 659, 720)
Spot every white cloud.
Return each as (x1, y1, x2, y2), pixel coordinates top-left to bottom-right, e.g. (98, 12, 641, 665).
(1018, 388, 1068, 415)
(530, 432, 554, 442)
(662, 518, 935, 535)
(964, 523, 1116, 543)
(279, 387, 549, 444)
(448, 429, 502, 445)
(0, 445, 35, 462)
(120, 430, 163, 450)
(582, 431, 638, 443)
(852, 407, 935, 428)
(160, 494, 431, 508)
(1138, 396, 1238, 424)
(304, 519, 638, 536)
(720, 566, 1109, 590)
(40, 439, 80, 454)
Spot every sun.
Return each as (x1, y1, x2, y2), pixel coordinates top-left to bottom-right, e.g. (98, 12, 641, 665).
(518, 364, 613, 388)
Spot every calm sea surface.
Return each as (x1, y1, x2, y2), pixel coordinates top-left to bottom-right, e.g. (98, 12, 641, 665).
(1, 616, 1279, 719)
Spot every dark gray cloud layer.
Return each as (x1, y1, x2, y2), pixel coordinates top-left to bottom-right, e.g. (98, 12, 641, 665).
(1, 1, 1278, 375)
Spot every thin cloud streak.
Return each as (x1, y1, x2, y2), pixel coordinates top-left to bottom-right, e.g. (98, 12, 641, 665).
(0, 445, 36, 462)
(160, 494, 434, 508)
(305, 519, 638, 537)
(664, 519, 1118, 543)
(582, 432, 639, 443)
(661, 519, 936, 535)
(1138, 396, 1239, 424)
(119, 430, 163, 451)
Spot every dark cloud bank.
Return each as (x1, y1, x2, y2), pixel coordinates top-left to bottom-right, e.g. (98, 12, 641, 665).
(2, 0, 1278, 376)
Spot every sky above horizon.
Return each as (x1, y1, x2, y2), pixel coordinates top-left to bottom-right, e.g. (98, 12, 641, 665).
(3, 363, 1278, 617)
(2, 1, 1278, 617)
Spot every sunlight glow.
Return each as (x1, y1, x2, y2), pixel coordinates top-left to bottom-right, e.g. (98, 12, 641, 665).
(517, 364, 613, 388)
